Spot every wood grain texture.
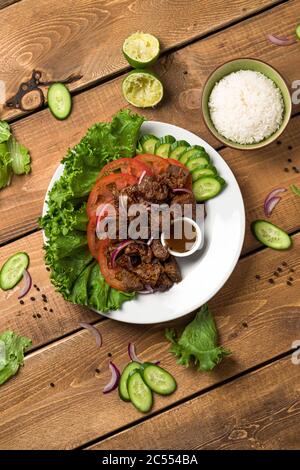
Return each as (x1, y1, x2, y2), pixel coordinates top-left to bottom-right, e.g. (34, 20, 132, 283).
(0, 0, 20, 10)
(89, 356, 300, 450)
(0, 0, 280, 120)
(1, 0, 299, 245)
(0, 232, 299, 449)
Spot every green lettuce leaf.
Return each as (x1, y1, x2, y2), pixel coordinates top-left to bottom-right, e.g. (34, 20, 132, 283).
(0, 142, 12, 189)
(165, 304, 231, 371)
(290, 184, 300, 197)
(0, 331, 32, 385)
(7, 136, 31, 175)
(40, 109, 143, 312)
(0, 121, 11, 144)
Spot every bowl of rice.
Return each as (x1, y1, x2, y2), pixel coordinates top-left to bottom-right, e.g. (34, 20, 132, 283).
(202, 58, 292, 150)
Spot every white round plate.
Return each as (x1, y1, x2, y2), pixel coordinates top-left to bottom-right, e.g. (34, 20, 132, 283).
(43, 121, 245, 324)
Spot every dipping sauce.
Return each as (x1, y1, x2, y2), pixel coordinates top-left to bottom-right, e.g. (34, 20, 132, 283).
(164, 219, 197, 253)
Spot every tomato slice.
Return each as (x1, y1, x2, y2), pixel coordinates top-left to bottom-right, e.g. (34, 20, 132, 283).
(98, 158, 152, 180)
(135, 154, 169, 175)
(135, 154, 192, 190)
(87, 217, 99, 259)
(97, 239, 126, 291)
(87, 173, 137, 219)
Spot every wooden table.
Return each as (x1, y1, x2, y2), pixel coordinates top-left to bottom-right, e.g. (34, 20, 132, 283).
(0, 0, 299, 451)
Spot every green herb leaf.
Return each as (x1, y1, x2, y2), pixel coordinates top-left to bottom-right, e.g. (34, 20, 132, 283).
(7, 136, 31, 175)
(165, 304, 231, 371)
(0, 142, 12, 189)
(290, 184, 300, 197)
(0, 331, 32, 385)
(39, 109, 143, 311)
(0, 121, 11, 144)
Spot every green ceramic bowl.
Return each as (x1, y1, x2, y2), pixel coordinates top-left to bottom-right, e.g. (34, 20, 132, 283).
(202, 58, 292, 150)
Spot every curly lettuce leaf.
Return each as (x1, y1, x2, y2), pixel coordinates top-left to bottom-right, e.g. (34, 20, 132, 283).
(0, 331, 31, 385)
(7, 136, 31, 175)
(165, 304, 231, 371)
(0, 121, 11, 144)
(290, 184, 300, 197)
(0, 142, 12, 189)
(40, 109, 143, 312)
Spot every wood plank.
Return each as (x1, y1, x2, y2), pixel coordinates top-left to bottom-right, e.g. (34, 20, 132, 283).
(1, 0, 299, 245)
(0, 0, 281, 120)
(89, 356, 300, 450)
(0, 232, 299, 449)
(0, 0, 20, 10)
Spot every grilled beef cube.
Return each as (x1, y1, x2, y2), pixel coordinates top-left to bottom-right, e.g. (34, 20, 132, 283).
(156, 273, 173, 291)
(125, 242, 152, 263)
(158, 165, 190, 189)
(116, 269, 144, 291)
(170, 192, 196, 219)
(151, 239, 169, 261)
(163, 256, 182, 283)
(138, 176, 169, 202)
(133, 262, 162, 287)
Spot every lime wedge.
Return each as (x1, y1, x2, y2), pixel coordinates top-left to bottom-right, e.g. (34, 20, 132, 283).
(123, 32, 160, 68)
(122, 70, 163, 108)
(296, 24, 300, 40)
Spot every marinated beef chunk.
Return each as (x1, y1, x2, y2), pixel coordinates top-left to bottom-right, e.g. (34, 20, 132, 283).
(124, 242, 153, 263)
(158, 165, 189, 189)
(163, 256, 182, 283)
(133, 262, 162, 287)
(116, 269, 144, 291)
(151, 239, 169, 261)
(156, 272, 173, 291)
(170, 192, 196, 219)
(138, 176, 169, 202)
(119, 185, 140, 206)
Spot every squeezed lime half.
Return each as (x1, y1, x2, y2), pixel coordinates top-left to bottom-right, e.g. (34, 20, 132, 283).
(123, 32, 160, 68)
(296, 24, 300, 40)
(122, 70, 163, 108)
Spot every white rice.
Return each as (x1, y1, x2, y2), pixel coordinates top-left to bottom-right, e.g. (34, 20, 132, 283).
(208, 70, 284, 144)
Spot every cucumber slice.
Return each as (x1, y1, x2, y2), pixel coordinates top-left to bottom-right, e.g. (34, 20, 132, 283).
(119, 362, 141, 401)
(0, 252, 29, 291)
(159, 135, 176, 144)
(169, 140, 190, 160)
(127, 370, 153, 413)
(191, 166, 217, 182)
(192, 176, 224, 201)
(47, 83, 72, 120)
(251, 220, 292, 250)
(139, 135, 159, 154)
(186, 156, 210, 171)
(179, 148, 210, 165)
(142, 363, 177, 395)
(155, 143, 171, 158)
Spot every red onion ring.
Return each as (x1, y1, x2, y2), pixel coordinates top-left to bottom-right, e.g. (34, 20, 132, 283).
(264, 187, 286, 217)
(111, 240, 134, 268)
(103, 361, 121, 394)
(18, 270, 32, 299)
(138, 170, 147, 185)
(267, 34, 297, 46)
(264, 196, 281, 217)
(79, 322, 102, 348)
(128, 342, 160, 365)
(138, 284, 154, 294)
(147, 236, 154, 246)
(173, 188, 193, 194)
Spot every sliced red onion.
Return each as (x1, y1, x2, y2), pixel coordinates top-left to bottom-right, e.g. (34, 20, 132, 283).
(267, 34, 296, 46)
(147, 236, 154, 246)
(138, 284, 154, 294)
(138, 170, 147, 185)
(103, 361, 121, 394)
(111, 240, 134, 268)
(128, 342, 160, 365)
(18, 270, 32, 299)
(79, 322, 102, 348)
(173, 188, 193, 194)
(264, 196, 281, 217)
(96, 203, 109, 219)
(264, 187, 286, 217)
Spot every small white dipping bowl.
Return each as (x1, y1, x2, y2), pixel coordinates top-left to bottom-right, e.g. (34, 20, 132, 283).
(161, 217, 202, 258)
